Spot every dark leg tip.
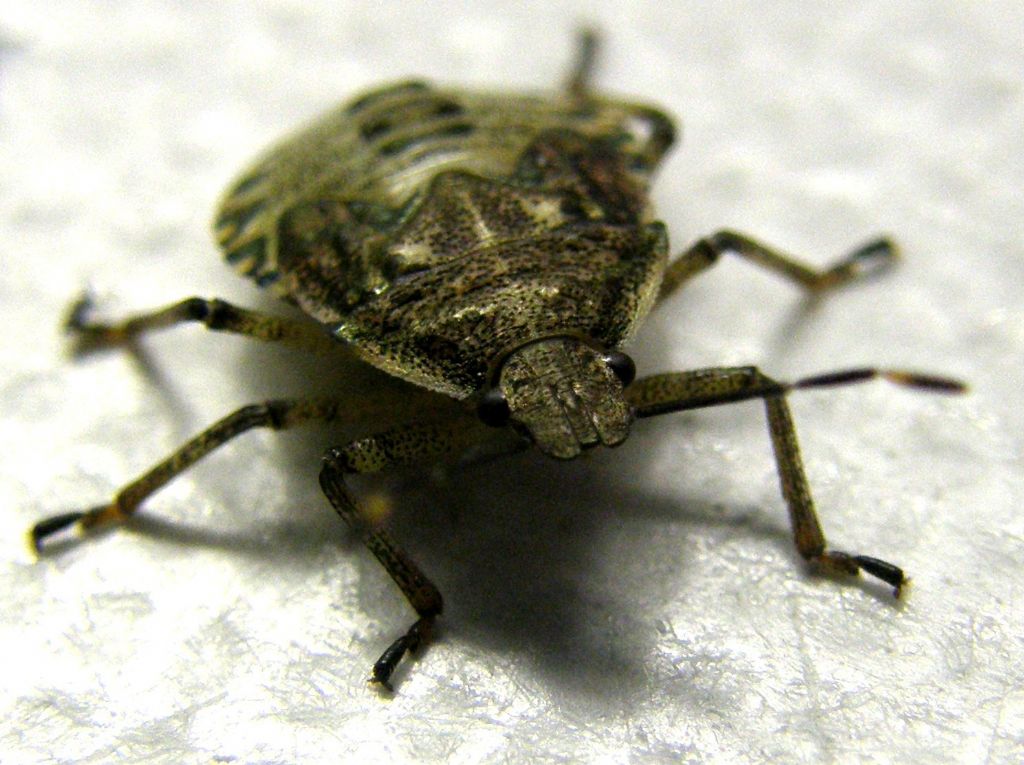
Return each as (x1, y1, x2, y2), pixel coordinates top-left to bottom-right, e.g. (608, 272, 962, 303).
(64, 294, 95, 333)
(370, 675, 395, 693)
(844, 237, 899, 275)
(853, 236, 899, 262)
(368, 616, 434, 692)
(370, 637, 410, 692)
(63, 294, 124, 355)
(819, 236, 898, 290)
(854, 555, 907, 597)
(30, 512, 85, 552)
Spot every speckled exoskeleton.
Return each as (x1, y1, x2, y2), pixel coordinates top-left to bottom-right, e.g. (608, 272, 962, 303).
(33, 31, 964, 689)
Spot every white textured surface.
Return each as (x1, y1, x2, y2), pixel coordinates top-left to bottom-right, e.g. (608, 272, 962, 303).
(2, 2, 1022, 763)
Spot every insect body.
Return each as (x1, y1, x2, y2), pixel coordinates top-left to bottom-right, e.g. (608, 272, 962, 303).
(214, 73, 675, 456)
(33, 31, 964, 690)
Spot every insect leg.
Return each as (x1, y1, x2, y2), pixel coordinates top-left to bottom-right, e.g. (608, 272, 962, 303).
(627, 366, 965, 596)
(30, 399, 344, 550)
(564, 28, 600, 98)
(66, 294, 339, 355)
(319, 418, 495, 690)
(657, 231, 896, 303)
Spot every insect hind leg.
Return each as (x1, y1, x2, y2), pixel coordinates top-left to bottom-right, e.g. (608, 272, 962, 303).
(564, 28, 600, 98)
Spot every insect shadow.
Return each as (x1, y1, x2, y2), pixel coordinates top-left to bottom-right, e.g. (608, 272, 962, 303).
(96, 288, 843, 699)
(39, 270, 910, 704)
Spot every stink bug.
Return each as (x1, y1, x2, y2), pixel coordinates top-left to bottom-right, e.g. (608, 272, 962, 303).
(32, 30, 965, 690)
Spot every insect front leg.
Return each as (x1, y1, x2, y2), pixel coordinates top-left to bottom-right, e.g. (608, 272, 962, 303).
(31, 399, 345, 550)
(319, 417, 500, 690)
(657, 231, 897, 303)
(66, 294, 340, 356)
(627, 366, 965, 595)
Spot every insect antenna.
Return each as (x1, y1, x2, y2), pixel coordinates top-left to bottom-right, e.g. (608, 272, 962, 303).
(787, 368, 967, 395)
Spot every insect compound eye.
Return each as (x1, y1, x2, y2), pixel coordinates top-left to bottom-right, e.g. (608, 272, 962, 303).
(477, 387, 511, 427)
(603, 350, 636, 387)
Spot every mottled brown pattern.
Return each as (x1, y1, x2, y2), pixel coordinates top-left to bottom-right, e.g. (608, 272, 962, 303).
(334, 177, 668, 396)
(213, 81, 676, 398)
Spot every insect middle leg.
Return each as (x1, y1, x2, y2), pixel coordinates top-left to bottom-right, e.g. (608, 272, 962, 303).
(67, 294, 339, 355)
(627, 366, 964, 595)
(31, 398, 346, 550)
(657, 230, 896, 303)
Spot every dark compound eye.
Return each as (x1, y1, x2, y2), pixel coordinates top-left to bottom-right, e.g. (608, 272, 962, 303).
(604, 350, 636, 387)
(477, 387, 511, 427)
